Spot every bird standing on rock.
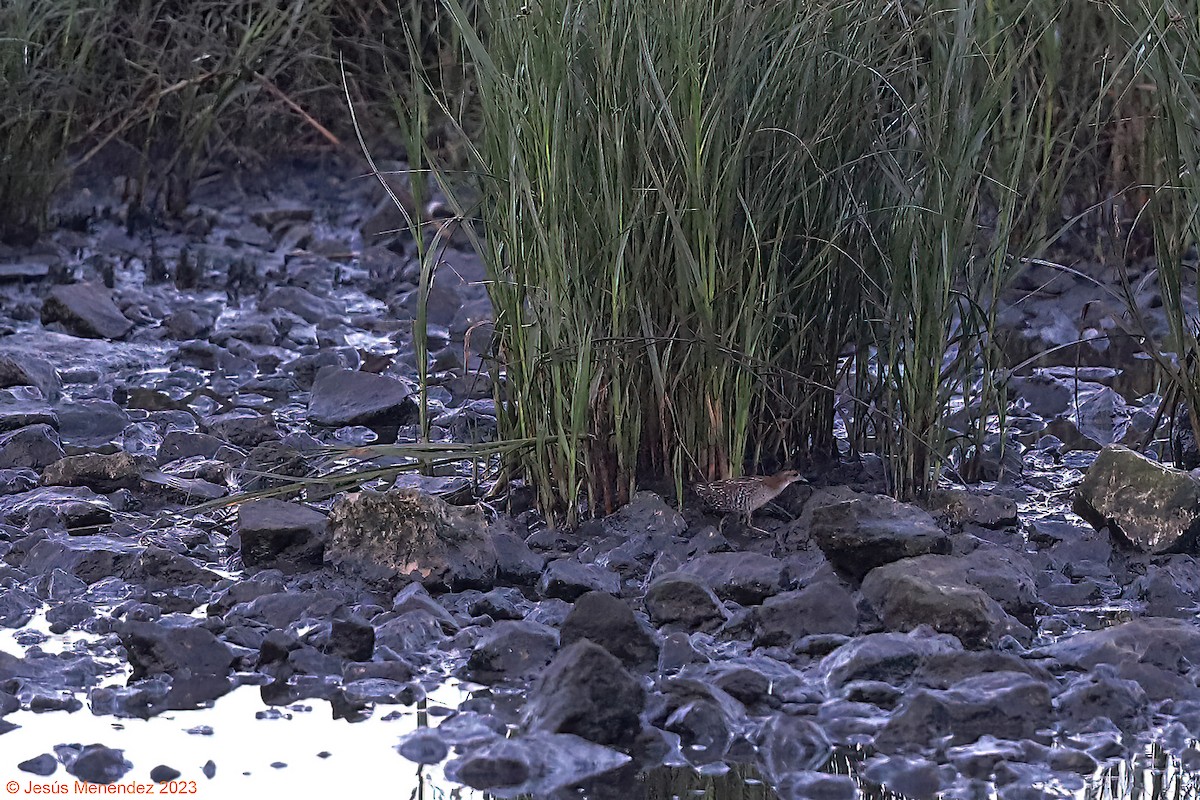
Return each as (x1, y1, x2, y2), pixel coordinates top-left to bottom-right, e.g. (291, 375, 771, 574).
(692, 469, 807, 531)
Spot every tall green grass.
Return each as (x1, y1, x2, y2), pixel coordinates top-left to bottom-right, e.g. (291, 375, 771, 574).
(413, 0, 1101, 517)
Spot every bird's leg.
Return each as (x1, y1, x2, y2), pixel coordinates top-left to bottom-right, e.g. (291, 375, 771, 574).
(744, 511, 769, 536)
(762, 501, 797, 521)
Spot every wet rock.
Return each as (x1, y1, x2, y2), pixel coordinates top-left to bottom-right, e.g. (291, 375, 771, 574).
(777, 771, 857, 800)
(120, 621, 235, 680)
(463, 620, 559, 683)
(55, 400, 130, 450)
(861, 556, 1032, 649)
(373, 610, 448, 653)
(0, 388, 57, 432)
(260, 286, 343, 324)
(522, 640, 644, 746)
(874, 671, 1053, 750)
(644, 573, 728, 632)
(0, 467, 37, 495)
(862, 754, 945, 800)
(397, 730, 449, 765)
(150, 765, 182, 783)
(492, 531, 545, 584)
(21, 534, 141, 583)
(821, 630, 963, 692)
(752, 578, 858, 647)
(42, 282, 134, 339)
(1030, 617, 1200, 702)
(0, 353, 61, 401)
(339, 677, 419, 705)
(45, 599, 93, 633)
(946, 735, 1025, 780)
(0, 424, 64, 469)
(538, 559, 621, 601)
(0, 587, 39, 627)
(560, 591, 659, 671)
(61, 743, 132, 784)
(157, 431, 239, 463)
(1074, 444, 1200, 553)
(163, 308, 216, 340)
(677, 552, 788, 605)
(755, 714, 833, 787)
(933, 489, 1018, 530)
(1127, 559, 1200, 617)
(308, 367, 417, 427)
(444, 733, 630, 794)
(327, 488, 499, 590)
(42, 451, 144, 492)
(204, 411, 279, 449)
(810, 493, 951, 580)
(122, 546, 221, 592)
(466, 587, 526, 620)
(237, 499, 328, 570)
(1055, 668, 1148, 732)
(321, 610, 375, 661)
(18, 753, 58, 776)
(391, 583, 459, 631)
(664, 696, 734, 764)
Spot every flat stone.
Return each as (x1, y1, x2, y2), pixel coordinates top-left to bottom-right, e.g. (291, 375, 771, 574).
(308, 367, 417, 428)
(41, 282, 134, 339)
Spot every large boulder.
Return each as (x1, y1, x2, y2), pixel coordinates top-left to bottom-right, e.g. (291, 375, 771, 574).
(1074, 444, 1200, 553)
(327, 488, 498, 590)
(810, 492, 951, 580)
(41, 282, 134, 340)
(522, 640, 644, 747)
(861, 555, 1033, 649)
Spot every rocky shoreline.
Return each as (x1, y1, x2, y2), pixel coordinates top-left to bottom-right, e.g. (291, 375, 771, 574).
(1, 156, 1198, 798)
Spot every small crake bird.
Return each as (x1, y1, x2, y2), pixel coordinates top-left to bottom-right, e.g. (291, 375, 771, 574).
(693, 469, 807, 531)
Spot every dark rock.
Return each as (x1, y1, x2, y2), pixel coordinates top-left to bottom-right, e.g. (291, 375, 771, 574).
(42, 452, 144, 493)
(158, 431, 239, 464)
(1055, 668, 1148, 732)
(237, 499, 328, 570)
(260, 286, 343, 324)
(861, 556, 1032, 649)
(374, 610, 448, 653)
(644, 573, 728, 632)
(862, 754, 944, 800)
(444, 732, 629, 794)
(308, 367, 417, 427)
(391, 583, 459, 631)
(18, 753, 58, 776)
(522, 640, 644, 746)
(397, 731, 449, 765)
(467, 587, 526, 620)
(46, 599, 93, 632)
(327, 488, 499, 591)
(677, 552, 787, 605)
(203, 411, 279, 449)
(56, 400, 129, 449)
(121, 546, 221, 592)
(492, 532, 544, 582)
(874, 671, 1053, 750)
(339, 677, 419, 705)
(777, 771, 857, 800)
(0, 588, 39, 627)
(560, 591, 658, 670)
(118, 621, 234, 682)
(821, 630, 963, 692)
(1074, 444, 1200, 553)
(755, 714, 833, 787)
(1127, 559, 1200, 617)
(752, 578, 858, 646)
(0, 424, 65, 469)
(538, 559, 621, 601)
(42, 282, 134, 339)
(810, 492, 951, 580)
(324, 610, 375, 661)
(62, 743, 132, 784)
(21, 535, 141, 583)
(0, 353, 61, 401)
(0, 389, 57, 432)
(150, 765, 181, 783)
(463, 620, 558, 684)
(933, 489, 1018, 529)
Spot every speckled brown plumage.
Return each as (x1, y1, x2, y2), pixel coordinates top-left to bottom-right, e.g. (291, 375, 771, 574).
(693, 469, 806, 527)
